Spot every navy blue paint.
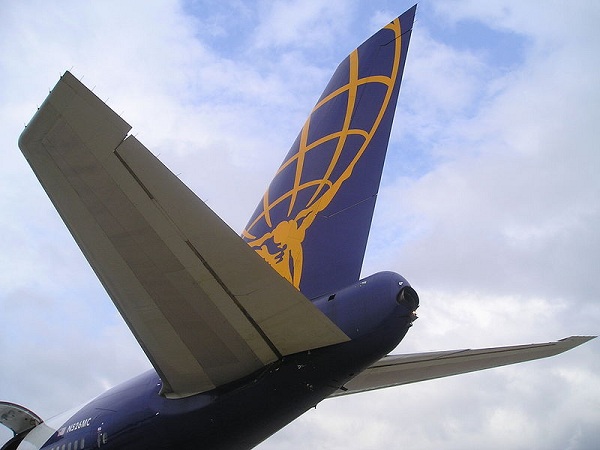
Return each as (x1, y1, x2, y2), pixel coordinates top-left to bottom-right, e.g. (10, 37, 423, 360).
(243, 6, 416, 299)
(37, 271, 416, 450)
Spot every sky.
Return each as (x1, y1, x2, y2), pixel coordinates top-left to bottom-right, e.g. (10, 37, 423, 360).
(1, 0, 599, 448)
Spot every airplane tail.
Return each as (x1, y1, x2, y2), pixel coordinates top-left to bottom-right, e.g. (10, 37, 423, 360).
(242, 6, 416, 299)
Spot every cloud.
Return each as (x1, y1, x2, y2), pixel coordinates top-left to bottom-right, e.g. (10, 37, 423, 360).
(384, 1, 600, 304)
(251, 0, 354, 51)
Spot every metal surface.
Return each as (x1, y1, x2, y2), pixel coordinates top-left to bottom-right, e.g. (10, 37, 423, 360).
(18, 71, 349, 398)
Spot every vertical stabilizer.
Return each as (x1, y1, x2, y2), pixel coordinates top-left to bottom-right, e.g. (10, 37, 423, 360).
(243, 6, 416, 299)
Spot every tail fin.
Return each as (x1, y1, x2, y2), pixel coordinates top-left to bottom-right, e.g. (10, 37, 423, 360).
(243, 6, 416, 299)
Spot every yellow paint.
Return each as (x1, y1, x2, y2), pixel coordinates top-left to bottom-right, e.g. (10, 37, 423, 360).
(244, 19, 403, 288)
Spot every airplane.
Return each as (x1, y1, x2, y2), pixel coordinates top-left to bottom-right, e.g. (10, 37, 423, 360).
(1, 5, 594, 449)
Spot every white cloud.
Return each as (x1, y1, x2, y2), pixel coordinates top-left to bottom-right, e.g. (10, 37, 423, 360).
(251, 0, 354, 51)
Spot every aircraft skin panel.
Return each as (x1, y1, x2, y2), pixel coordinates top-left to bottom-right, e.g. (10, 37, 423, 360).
(116, 136, 349, 353)
(329, 336, 596, 397)
(243, 8, 415, 299)
(18, 71, 348, 398)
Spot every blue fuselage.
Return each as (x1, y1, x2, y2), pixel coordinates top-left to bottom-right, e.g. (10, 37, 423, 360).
(27, 272, 415, 450)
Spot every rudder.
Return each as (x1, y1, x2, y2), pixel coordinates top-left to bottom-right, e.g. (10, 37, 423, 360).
(243, 6, 416, 299)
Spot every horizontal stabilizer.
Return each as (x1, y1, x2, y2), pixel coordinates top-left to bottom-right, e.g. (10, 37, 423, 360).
(330, 336, 595, 397)
(19, 72, 349, 398)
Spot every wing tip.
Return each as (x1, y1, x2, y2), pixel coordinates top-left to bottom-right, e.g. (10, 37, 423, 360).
(558, 335, 597, 348)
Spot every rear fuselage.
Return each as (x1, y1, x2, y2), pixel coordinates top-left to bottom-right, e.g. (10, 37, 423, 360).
(19, 271, 416, 450)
